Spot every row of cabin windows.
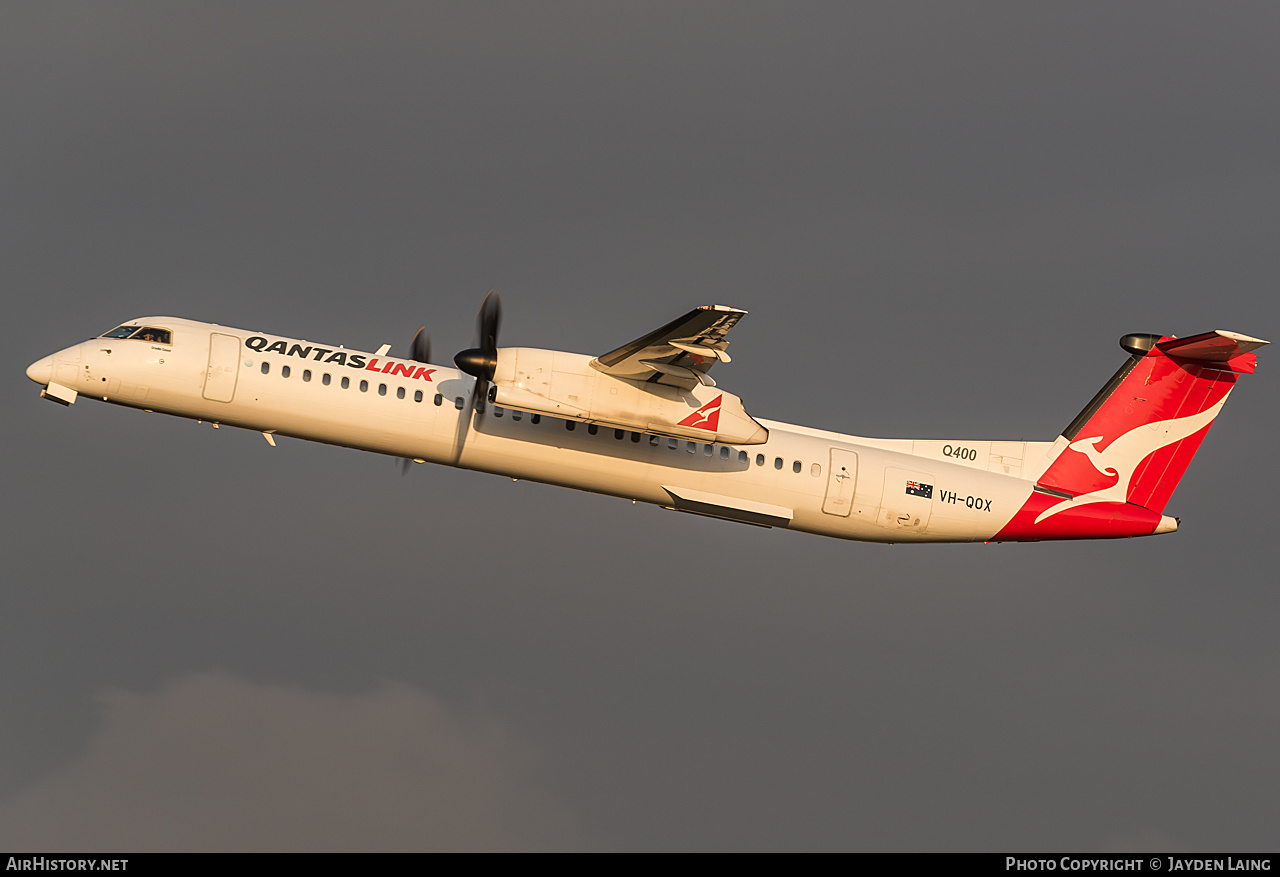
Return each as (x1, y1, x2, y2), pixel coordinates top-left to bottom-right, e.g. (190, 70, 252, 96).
(493, 405, 824, 477)
(257, 364, 825, 477)
(262, 360, 471, 411)
(262, 362, 430, 403)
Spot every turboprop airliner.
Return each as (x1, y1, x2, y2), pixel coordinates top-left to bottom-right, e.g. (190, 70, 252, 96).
(24, 292, 1267, 543)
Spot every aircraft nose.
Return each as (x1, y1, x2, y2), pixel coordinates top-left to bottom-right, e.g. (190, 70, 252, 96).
(26, 355, 53, 385)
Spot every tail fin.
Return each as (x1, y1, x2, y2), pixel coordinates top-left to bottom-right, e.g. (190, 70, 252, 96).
(1036, 330, 1267, 513)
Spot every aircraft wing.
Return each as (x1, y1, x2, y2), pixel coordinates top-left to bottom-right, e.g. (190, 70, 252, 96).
(590, 304, 746, 388)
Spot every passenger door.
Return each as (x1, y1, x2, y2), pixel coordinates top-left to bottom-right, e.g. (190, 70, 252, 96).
(203, 333, 241, 402)
(821, 449, 859, 516)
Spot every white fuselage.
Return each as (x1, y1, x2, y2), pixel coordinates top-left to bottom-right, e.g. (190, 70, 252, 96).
(31, 317, 1065, 543)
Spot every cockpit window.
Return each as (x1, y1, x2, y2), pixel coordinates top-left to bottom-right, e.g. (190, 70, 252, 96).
(135, 327, 171, 344)
(99, 325, 172, 345)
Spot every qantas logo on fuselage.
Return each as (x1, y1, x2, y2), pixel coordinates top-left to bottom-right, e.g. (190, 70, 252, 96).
(678, 394, 723, 431)
(244, 336, 436, 381)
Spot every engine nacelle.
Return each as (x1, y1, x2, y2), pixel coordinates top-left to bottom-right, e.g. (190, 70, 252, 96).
(492, 348, 768, 445)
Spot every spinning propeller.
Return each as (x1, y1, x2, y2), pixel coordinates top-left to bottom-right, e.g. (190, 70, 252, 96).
(453, 289, 502, 414)
(398, 290, 502, 472)
(410, 325, 431, 366)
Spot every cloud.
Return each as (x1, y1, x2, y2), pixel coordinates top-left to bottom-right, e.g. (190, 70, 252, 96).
(0, 673, 590, 851)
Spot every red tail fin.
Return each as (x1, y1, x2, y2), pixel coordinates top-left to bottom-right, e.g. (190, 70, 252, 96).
(1036, 330, 1264, 513)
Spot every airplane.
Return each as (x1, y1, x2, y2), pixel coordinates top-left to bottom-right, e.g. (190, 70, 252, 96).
(24, 292, 1267, 543)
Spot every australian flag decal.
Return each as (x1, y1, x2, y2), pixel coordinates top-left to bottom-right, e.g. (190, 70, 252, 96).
(905, 480, 933, 499)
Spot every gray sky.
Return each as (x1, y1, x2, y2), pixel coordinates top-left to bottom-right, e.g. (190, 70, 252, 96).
(2, 2, 1277, 851)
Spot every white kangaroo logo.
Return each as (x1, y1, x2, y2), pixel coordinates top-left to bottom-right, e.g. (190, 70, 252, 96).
(1035, 394, 1229, 523)
(682, 396, 722, 429)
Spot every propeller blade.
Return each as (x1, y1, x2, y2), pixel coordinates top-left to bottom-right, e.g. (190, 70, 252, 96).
(453, 289, 502, 414)
(476, 288, 502, 355)
(410, 326, 431, 364)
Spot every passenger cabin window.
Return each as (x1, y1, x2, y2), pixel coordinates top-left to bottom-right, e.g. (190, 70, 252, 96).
(414, 390, 422, 402)
(378, 383, 387, 396)
(261, 362, 270, 374)
(303, 370, 311, 382)
(792, 460, 802, 474)
(359, 380, 369, 392)
(322, 373, 331, 386)
(396, 387, 405, 400)
(341, 377, 350, 389)
(282, 365, 291, 378)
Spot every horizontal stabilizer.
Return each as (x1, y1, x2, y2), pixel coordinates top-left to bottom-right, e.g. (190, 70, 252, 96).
(1158, 330, 1268, 374)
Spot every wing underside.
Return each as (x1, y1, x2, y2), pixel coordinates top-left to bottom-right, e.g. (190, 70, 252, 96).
(590, 305, 745, 388)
